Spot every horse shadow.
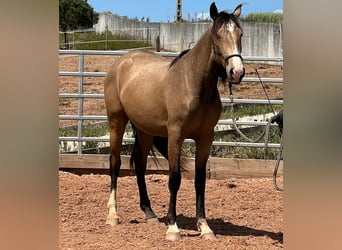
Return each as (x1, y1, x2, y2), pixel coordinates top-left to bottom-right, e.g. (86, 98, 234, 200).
(158, 214, 283, 244)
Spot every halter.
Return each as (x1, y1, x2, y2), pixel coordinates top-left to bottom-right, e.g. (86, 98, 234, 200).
(211, 42, 243, 95)
(211, 42, 243, 66)
(222, 52, 244, 63)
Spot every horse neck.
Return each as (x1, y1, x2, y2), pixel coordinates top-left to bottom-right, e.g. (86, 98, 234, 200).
(183, 26, 221, 98)
(188, 27, 215, 79)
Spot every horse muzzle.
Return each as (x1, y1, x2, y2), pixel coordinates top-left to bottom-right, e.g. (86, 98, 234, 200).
(228, 67, 245, 84)
(224, 54, 245, 84)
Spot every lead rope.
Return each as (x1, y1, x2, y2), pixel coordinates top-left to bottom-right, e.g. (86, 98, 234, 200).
(228, 68, 283, 191)
(228, 85, 272, 148)
(255, 68, 283, 191)
(273, 134, 283, 191)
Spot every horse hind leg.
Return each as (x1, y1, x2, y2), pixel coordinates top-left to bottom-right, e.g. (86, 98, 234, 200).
(131, 126, 158, 224)
(106, 114, 128, 226)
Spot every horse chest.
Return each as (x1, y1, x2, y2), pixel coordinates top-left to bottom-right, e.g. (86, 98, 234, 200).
(182, 96, 222, 134)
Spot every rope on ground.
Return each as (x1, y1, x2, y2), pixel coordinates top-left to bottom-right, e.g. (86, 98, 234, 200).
(273, 135, 283, 191)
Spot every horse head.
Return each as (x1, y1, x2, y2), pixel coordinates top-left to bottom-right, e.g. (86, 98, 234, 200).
(210, 2, 245, 84)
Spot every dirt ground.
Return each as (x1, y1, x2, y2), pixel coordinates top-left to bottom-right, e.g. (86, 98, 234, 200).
(59, 171, 283, 249)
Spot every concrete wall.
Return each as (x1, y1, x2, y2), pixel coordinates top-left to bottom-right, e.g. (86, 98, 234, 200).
(241, 22, 282, 57)
(95, 13, 160, 43)
(94, 12, 283, 57)
(159, 22, 209, 51)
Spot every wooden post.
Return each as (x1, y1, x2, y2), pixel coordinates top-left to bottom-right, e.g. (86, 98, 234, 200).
(176, 0, 182, 22)
(105, 25, 108, 50)
(156, 36, 160, 52)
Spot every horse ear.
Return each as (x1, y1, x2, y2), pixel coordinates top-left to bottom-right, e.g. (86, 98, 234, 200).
(210, 2, 218, 20)
(233, 4, 242, 18)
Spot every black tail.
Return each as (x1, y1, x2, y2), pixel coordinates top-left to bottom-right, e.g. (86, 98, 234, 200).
(152, 136, 168, 159)
(129, 123, 169, 169)
(129, 123, 140, 170)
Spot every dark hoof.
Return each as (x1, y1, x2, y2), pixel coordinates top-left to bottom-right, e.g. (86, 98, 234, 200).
(200, 232, 216, 240)
(146, 217, 159, 224)
(166, 232, 182, 241)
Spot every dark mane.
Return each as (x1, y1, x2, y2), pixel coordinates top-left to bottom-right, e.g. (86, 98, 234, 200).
(169, 49, 190, 68)
(212, 9, 242, 38)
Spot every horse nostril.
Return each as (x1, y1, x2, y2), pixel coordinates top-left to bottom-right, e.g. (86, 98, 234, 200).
(230, 68, 234, 78)
(230, 67, 245, 83)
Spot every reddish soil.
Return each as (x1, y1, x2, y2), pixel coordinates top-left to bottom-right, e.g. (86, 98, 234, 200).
(59, 171, 283, 249)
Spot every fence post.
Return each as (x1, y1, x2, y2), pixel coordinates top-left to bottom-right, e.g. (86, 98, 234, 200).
(156, 36, 160, 52)
(72, 31, 75, 50)
(77, 54, 84, 154)
(105, 25, 108, 50)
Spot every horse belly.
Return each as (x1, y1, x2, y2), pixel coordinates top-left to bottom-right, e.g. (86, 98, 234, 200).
(127, 103, 168, 137)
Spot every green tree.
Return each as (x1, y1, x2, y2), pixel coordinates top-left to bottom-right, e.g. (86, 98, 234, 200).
(59, 0, 99, 48)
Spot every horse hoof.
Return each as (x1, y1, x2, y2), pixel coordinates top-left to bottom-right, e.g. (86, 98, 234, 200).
(200, 232, 216, 240)
(166, 232, 182, 241)
(146, 217, 159, 224)
(106, 217, 119, 226)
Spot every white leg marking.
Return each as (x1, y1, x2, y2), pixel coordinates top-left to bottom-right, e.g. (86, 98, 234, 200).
(197, 220, 213, 235)
(166, 223, 180, 234)
(107, 190, 117, 211)
(166, 223, 182, 241)
(197, 219, 216, 240)
(106, 190, 119, 225)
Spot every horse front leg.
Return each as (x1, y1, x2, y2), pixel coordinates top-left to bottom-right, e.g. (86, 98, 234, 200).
(165, 128, 183, 241)
(195, 136, 216, 240)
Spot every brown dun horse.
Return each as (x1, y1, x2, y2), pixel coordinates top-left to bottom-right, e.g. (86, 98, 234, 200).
(104, 2, 245, 241)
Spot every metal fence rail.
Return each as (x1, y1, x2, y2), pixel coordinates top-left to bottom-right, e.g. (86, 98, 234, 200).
(59, 50, 283, 155)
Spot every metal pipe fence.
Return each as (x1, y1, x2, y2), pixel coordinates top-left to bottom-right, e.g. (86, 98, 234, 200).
(59, 50, 283, 155)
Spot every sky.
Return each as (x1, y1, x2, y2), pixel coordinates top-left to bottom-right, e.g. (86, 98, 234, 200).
(87, 0, 283, 22)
